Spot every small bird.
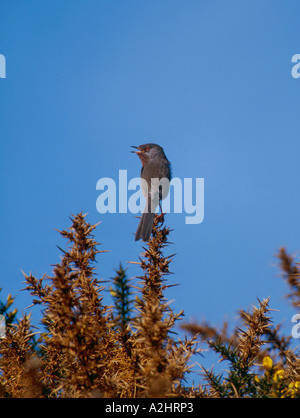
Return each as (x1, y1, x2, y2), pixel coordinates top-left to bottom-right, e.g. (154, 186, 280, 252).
(131, 143, 171, 241)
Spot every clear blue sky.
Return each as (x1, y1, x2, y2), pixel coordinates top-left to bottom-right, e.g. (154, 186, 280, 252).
(1, 1, 300, 371)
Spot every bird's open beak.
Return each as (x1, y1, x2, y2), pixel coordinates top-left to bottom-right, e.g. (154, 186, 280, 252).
(131, 145, 143, 154)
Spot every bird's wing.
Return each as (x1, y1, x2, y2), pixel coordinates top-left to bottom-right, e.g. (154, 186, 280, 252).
(141, 159, 171, 210)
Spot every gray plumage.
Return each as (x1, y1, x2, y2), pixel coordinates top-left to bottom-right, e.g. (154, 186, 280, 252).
(131, 144, 171, 242)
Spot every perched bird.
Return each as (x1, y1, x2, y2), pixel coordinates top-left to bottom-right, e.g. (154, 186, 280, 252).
(131, 143, 171, 241)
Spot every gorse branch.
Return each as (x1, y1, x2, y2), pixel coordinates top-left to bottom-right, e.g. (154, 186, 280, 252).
(277, 247, 300, 308)
(110, 264, 132, 330)
(132, 214, 197, 397)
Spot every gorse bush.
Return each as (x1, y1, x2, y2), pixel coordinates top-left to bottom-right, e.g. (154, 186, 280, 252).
(0, 213, 299, 397)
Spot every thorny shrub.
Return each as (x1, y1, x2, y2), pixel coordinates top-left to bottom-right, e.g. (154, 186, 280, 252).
(0, 214, 299, 398)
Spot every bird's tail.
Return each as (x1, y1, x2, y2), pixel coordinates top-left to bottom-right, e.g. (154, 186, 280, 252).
(135, 211, 155, 242)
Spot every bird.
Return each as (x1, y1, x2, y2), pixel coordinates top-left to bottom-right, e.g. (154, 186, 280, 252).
(131, 143, 171, 242)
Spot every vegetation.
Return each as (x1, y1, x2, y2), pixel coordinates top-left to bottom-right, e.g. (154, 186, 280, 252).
(0, 213, 299, 397)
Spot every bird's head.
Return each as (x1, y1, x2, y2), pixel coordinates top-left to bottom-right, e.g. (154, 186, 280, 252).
(131, 143, 166, 165)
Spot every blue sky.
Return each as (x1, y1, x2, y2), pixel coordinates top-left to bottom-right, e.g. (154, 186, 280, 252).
(1, 1, 300, 373)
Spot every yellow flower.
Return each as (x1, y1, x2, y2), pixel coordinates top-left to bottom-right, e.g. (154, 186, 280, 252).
(109, 286, 117, 297)
(263, 356, 273, 372)
(6, 293, 14, 308)
(288, 381, 300, 397)
(254, 375, 260, 383)
(273, 369, 284, 382)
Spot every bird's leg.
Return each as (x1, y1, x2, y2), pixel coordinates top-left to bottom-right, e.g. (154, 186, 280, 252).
(156, 201, 165, 224)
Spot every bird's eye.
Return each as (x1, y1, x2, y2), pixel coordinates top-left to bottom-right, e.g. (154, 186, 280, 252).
(145, 146, 151, 152)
